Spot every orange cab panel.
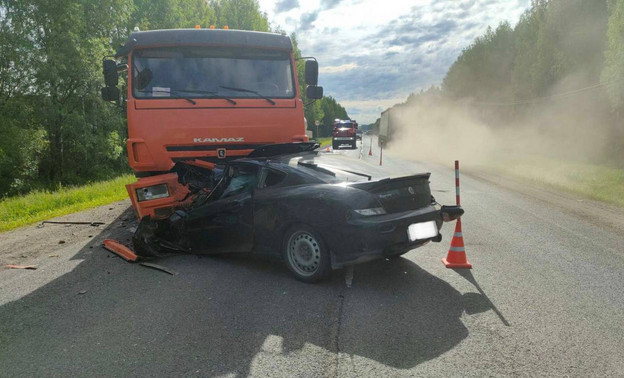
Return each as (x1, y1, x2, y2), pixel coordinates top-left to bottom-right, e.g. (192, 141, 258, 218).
(127, 99, 306, 172)
(126, 173, 190, 219)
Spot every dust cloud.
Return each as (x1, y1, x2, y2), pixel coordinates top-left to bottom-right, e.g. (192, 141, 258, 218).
(386, 77, 618, 171)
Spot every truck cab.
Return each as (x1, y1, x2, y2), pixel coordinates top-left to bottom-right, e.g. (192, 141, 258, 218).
(101, 28, 323, 219)
(332, 119, 357, 149)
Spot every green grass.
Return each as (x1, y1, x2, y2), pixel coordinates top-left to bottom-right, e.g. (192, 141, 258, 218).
(315, 137, 332, 147)
(0, 174, 135, 233)
(485, 157, 624, 207)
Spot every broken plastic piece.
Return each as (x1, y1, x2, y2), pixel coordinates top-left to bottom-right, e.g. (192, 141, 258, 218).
(4, 265, 37, 270)
(103, 239, 139, 262)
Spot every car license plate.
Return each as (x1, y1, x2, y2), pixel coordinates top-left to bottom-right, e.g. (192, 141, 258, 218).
(407, 221, 438, 241)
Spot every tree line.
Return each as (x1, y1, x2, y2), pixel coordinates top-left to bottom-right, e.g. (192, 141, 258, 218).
(0, 0, 349, 198)
(380, 0, 623, 165)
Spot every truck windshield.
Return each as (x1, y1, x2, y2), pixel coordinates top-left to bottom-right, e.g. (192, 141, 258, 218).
(132, 47, 295, 99)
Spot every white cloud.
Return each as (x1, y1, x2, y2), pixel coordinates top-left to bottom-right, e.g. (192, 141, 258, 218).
(320, 63, 358, 73)
(259, 0, 530, 122)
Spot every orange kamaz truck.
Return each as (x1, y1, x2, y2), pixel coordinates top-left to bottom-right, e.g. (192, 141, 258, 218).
(101, 28, 323, 219)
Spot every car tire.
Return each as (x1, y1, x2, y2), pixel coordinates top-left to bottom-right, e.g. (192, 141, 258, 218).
(283, 225, 331, 283)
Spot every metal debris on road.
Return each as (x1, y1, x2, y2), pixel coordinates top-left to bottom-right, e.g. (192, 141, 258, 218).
(139, 262, 177, 276)
(3, 265, 37, 270)
(38, 221, 105, 228)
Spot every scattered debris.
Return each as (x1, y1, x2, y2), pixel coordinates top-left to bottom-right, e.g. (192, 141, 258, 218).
(49, 254, 59, 258)
(38, 221, 105, 228)
(139, 262, 177, 276)
(4, 265, 37, 270)
(58, 240, 65, 244)
(102, 239, 139, 262)
(345, 265, 354, 288)
(78, 290, 88, 295)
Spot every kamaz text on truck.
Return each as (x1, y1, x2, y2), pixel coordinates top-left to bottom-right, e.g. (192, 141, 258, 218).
(101, 28, 323, 219)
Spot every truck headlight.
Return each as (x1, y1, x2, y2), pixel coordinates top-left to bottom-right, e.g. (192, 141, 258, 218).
(354, 207, 386, 216)
(136, 184, 169, 202)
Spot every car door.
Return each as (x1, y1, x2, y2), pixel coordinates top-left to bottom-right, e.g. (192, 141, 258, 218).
(184, 164, 257, 253)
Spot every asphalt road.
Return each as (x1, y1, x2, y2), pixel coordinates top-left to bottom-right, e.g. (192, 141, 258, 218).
(1, 137, 623, 377)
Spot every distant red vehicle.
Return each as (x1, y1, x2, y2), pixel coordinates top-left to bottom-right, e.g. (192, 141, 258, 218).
(332, 119, 357, 149)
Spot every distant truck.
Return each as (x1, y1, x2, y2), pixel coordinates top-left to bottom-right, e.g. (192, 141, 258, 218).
(332, 119, 357, 149)
(378, 109, 394, 147)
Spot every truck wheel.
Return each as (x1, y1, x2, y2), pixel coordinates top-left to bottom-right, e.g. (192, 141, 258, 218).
(351, 141, 357, 149)
(283, 225, 331, 283)
(332, 142, 338, 150)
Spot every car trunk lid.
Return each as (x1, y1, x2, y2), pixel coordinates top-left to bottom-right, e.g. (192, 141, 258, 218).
(350, 173, 432, 213)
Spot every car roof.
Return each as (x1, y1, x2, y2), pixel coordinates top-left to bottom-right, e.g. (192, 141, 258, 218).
(116, 29, 293, 57)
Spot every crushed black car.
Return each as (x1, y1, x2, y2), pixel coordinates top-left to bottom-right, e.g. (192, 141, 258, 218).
(132, 143, 464, 282)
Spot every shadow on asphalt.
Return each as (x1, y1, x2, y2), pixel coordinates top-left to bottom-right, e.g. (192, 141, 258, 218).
(455, 269, 511, 326)
(337, 258, 494, 369)
(0, 210, 493, 376)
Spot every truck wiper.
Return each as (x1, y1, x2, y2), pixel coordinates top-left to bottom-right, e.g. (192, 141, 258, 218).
(219, 86, 276, 105)
(138, 89, 196, 105)
(138, 89, 237, 105)
(175, 89, 237, 105)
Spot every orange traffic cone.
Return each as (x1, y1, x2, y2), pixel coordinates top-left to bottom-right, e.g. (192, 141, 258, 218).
(326, 146, 331, 152)
(442, 219, 471, 269)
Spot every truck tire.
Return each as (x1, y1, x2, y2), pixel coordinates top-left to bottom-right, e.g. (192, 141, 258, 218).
(283, 225, 331, 283)
(351, 141, 357, 149)
(332, 141, 338, 150)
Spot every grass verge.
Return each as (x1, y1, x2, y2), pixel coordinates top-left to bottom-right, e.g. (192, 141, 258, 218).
(485, 157, 624, 207)
(316, 137, 332, 147)
(0, 174, 135, 233)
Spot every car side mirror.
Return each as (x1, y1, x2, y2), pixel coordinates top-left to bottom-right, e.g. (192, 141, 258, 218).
(306, 85, 323, 100)
(305, 60, 318, 86)
(103, 59, 119, 87)
(101, 86, 120, 102)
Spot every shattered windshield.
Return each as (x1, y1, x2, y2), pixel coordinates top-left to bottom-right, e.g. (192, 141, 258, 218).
(132, 47, 295, 99)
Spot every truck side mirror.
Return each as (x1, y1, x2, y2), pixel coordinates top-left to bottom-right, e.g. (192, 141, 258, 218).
(103, 59, 119, 87)
(306, 85, 323, 100)
(305, 60, 318, 86)
(101, 86, 120, 102)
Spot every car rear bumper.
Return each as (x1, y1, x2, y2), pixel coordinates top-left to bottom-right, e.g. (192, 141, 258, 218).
(326, 205, 444, 268)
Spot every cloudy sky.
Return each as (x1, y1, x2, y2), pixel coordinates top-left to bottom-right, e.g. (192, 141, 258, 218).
(257, 0, 530, 123)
